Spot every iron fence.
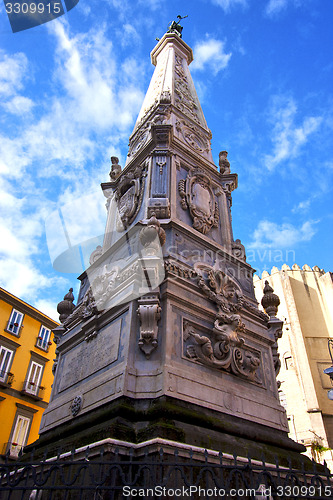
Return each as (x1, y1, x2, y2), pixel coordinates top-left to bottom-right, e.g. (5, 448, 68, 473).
(0, 444, 332, 499)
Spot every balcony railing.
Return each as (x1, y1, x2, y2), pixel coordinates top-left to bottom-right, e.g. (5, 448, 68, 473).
(0, 371, 14, 387)
(21, 380, 45, 399)
(5, 321, 23, 337)
(36, 337, 52, 351)
(1, 441, 24, 458)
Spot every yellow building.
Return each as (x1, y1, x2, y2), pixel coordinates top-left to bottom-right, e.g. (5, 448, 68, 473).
(0, 287, 58, 460)
(254, 265, 333, 470)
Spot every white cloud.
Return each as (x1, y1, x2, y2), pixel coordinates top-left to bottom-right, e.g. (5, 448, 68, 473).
(264, 96, 323, 170)
(211, 0, 247, 11)
(2, 95, 35, 115)
(266, 0, 288, 15)
(191, 38, 232, 75)
(0, 20, 147, 307)
(0, 20, 145, 182)
(292, 199, 312, 213)
(248, 219, 318, 249)
(0, 50, 29, 97)
(265, 0, 302, 16)
(34, 298, 59, 322)
(50, 21, 142, 131)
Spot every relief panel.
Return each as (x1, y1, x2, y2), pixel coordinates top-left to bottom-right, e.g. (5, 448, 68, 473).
(58, 317, 122, 392)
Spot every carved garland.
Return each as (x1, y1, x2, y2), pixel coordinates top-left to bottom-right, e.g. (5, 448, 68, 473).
(179, 170, 219, 234)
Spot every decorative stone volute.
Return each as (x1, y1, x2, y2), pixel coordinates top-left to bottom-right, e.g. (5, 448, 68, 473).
(57, 288, 75, 323)
(261, 280, 280, 318)
(137, 292, 161, 358)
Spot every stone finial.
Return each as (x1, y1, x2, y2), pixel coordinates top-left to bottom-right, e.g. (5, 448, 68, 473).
(219, 151, 231, 175)
(57, 288, 75, 324)
(109, 156, 122, 181)
(261, 281, 280, 319)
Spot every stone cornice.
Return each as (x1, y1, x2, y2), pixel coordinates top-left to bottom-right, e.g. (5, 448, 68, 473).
(151, 33, 193, 66)
(0, 288, 58, 329)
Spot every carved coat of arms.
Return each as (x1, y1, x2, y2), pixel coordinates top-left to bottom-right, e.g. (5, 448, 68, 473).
(179, 170, 219, 234)
(115, 164, 147, 231)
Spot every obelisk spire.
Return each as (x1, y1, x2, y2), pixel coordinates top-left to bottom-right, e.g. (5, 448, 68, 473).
(126, 28, 214, 166)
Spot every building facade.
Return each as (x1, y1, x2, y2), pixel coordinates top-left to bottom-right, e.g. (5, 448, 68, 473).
(0, 287, 58, 459)
(254, 265, 333, 469)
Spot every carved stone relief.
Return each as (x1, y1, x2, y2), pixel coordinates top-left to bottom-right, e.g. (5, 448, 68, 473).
(71, 395, 83, 417)
(194, 262, 244, 314)
(183, 320, 262, 384)
(89, 245, 103, 266)
(153, 103, 171, 125)
(63, 264, 132, 325)
(115, 164, 147, 231)
(164, 259, 197, 280)
(222, 179, 237, 196)
(176, 120, 211, 154)
(128, 121, 151, 158)
(147, 198, 171, 219)
(180, 261, 262, 383)
(139, 214, 166, 253)
(179, 170, 219, 234)
(174, 54, 200, 124)
(128, 103, 171, 158)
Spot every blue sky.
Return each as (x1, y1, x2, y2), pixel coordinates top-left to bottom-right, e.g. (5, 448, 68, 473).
(0, 0, 332, 320)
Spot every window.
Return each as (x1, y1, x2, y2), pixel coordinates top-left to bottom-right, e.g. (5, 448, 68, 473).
(7, 309, 24, 335)
(9, 415, 31, 457)
(284, 354, 294, 370)
(24, 361, 43, 396)
(36, 326, 51, 351)
(0, 346, 13, 382)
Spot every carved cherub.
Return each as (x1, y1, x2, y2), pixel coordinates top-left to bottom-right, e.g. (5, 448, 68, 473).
(219, 150, 231, 175)
(109, 156, 122, 181)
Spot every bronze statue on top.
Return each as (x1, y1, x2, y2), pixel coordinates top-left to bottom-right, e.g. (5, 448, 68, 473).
(167, 15, 188, 38)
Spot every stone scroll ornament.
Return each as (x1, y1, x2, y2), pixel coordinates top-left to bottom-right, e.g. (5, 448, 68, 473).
(115, 164, 147, 231)
(137, 216, 166, 358)
(179, 170, 219, 234)
(183, 262, 262, 383)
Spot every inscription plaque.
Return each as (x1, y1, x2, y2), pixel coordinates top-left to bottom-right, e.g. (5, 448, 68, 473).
(58, 318, 122, 392)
